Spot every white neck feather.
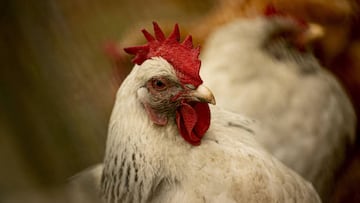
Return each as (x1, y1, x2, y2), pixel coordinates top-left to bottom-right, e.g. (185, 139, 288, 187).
(101, 64, 190, 203)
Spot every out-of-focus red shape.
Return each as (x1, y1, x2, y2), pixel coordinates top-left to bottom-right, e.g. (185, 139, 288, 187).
(104, 41, 132, 87)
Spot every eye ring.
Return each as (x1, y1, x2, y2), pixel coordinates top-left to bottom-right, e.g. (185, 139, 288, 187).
(151, 78, 167, 91)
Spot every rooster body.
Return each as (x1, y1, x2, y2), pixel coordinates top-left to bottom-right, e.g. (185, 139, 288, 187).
(100, 58, 319, 202)
(71, 23, 321, 203)
(200, 14, 356, 200)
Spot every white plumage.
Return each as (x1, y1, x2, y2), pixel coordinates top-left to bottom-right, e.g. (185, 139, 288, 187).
(200, 15, 356, 200)
(69, 22, 322, 202)
(71, 56, 320, 202)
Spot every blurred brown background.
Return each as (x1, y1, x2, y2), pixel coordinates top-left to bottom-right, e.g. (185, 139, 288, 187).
(0, 0, 359, 202)
(0, 0, 214, 201)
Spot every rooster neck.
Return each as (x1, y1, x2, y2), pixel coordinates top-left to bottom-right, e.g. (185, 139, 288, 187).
(101, 148, 149, 202)
(101, 71, 190, 202)
(101, 116, 188, 203)
(101, 141, 170, 203)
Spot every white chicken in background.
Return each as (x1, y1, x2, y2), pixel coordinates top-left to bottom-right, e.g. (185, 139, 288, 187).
(70, 22, 321, 203)
(200, 5, 356, 201)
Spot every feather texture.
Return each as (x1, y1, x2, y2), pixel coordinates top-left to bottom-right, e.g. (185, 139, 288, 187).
(71, 22, 321, 203)
(200, 16, 356, 201)
(97, 57, 320, 202)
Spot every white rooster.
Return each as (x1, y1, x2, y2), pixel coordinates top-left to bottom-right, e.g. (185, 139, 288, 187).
(70, 22, 321, 203)
(200, 6, 356, 201)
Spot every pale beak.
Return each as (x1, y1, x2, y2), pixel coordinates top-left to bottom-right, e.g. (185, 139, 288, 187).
(299, 23, 325, 45)
(188, 84, 216, 105)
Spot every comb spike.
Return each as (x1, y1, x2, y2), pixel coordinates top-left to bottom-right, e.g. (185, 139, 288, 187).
(168, 24, 180, 42)
(124, 45, 149, 55)
(194, 46, 200, 53)
(142, 29, 155, 41)
(123, 47, 137, 55)
(132, 54, 146, 65)
(124, 22, 203, 87)
(193, 46, 201, 57)
(153, 22, 166, 41)
(182, 35, 193, 48)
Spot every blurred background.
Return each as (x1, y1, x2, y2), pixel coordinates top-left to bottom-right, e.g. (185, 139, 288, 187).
(0, 0, 359, 202)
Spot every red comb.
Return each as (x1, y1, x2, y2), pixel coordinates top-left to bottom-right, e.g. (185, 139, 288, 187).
(264, 4, 284, 17)
(124, 22, 203, 87)
(264, 4, 307, 28)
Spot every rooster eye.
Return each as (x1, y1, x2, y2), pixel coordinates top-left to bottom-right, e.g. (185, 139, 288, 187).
(151, 78, 167, 90)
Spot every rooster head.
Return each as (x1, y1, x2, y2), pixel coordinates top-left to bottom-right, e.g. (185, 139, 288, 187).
(263, 4, 324, 51)
(124, 22, 215, 146)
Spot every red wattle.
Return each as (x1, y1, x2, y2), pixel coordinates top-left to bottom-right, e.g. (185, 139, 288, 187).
(176, 102, 211, 146)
